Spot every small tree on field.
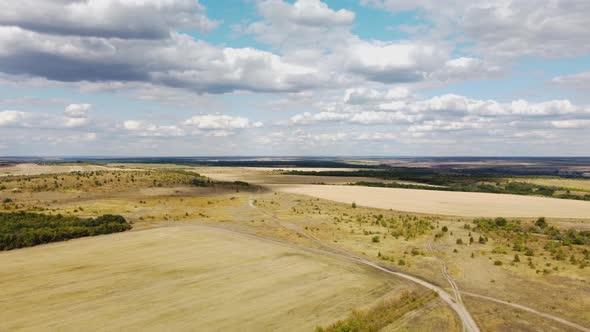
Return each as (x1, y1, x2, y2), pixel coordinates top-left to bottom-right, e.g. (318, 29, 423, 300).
(513, 254, 520, 263)
(351, 202, 357, 209)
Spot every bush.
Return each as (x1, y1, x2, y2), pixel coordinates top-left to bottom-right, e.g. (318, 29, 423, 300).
(535, 217, 547, 228)
(456, 238, 463, 245)
(494, 260, 503, 266)
(372, 235, 380, 243)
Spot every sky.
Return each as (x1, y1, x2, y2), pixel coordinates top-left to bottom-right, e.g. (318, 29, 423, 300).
(0, 0, 589, 156)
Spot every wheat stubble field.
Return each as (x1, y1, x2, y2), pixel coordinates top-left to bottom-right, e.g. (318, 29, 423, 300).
(0, 225, 407, 331)
(271, 184, 590, 218)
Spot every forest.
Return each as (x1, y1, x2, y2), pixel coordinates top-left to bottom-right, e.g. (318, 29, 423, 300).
(0, 212, 131, 250)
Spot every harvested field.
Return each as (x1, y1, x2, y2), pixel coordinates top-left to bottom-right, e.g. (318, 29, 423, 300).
(196, 167, 394, 185)
(0, 163, 137, 176)
(0, 225, 409, 331)
(270, 184, 590, 218)
(510, 178, 590, 192)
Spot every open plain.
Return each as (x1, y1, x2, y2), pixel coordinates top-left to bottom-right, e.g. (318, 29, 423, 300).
(0, 225, 421, 331)
(270, 184, 590, 218)
(1, 160, 589, 331)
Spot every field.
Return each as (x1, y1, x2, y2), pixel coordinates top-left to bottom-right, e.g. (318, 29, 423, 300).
(270, 184, 590, 218)
(0, 163, 133, 176)
(0, 225, 428, 331)
(1, 161, 589, 331)
(196, 167, 396, 185)
(512, 178, 590, 192)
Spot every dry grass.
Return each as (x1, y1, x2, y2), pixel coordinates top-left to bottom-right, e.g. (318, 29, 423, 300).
(270, 184, 590, 218)
(0, 163, 135, 176)
(246, 191, 590, 329)
(510, 177, 590, 192)
(0, 225, 410, 332)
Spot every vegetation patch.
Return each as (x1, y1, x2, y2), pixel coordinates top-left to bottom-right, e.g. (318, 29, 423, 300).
(472, 217, 590, 269)
(315, 290, 438, 332)
(0, 212, 131, 250)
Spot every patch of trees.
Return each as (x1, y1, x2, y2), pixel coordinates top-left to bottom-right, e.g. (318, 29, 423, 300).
(0, 212, 131, 250)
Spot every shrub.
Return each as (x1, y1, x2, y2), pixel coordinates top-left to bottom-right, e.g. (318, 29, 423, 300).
(535, 217, 547, 228)
(494, 260, 503, 266)
(371, 235, 380, 243)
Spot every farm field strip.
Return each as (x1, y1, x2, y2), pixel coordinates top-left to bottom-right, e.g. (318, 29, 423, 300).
(269, 184, 590, 218)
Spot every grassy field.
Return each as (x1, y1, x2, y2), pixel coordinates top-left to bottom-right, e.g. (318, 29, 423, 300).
(248, 191, 590, 330)
(2, 163, 589, 331)
(196, 167, 397, 185)
(0, 225, 426, 331)
(0, 163, 134, 176)
(270, 184, 590, 218)
(511, 177, 590, 192)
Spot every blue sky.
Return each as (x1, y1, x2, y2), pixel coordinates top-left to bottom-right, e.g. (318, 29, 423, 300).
(0, 0, 589, 156)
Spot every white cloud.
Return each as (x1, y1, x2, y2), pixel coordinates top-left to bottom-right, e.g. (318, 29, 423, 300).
(183, 114, 259, 130)
(342, 40, 445, 83)
(0, 0, 218, 39)
(429, 57, 502, 82)
(550, 119, 590, 129)
(0, 27, 323, 94)
(552, 71, 590, 90)
(243, 0, 354, 50)
(345, 87, 412, 104)
(64, 103, 91, 118)
(363, 0, 590, 58)
(123, 120, 184, 137)
(0, 110, 31, 127)
(122, 114, 264, 138)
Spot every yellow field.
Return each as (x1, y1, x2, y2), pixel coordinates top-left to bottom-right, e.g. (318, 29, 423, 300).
(0, 163, 135, 176)
(510, 177, 590, 192)
(0, 225, 411, 331)
(270, 184, 590, 218)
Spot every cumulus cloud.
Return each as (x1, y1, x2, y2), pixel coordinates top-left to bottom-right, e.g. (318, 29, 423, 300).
(0, 110, 31, 127)
(0, 102, 94, 129)
(183, 114, 262, 130)
(64, 103, 91, 118)
(429, 57, 502, 82)
(0, 27, 323, 93)
(552, 71, 590, 90)
(123, 114, 263, 138)
(345, 87, 412, 104)
(243, 0, 355, 49)
(550, 119, 590, 129)
(363, 0, 590, 58)
(0, 0, 218, 39)
(123, 120, 184, 137)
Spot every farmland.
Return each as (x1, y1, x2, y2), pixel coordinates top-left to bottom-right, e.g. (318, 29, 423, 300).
(0, 159, 589, 331)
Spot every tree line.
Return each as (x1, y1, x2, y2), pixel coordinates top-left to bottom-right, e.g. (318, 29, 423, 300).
(0, 212, 131, 250)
